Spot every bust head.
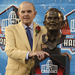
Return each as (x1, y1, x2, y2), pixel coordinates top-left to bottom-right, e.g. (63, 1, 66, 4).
(44, 8, 64, 30)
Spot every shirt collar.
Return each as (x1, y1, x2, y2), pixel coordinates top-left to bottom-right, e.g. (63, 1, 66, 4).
(23, 22, 33, 30)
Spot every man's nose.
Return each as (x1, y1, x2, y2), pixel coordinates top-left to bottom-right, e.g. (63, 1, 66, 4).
(24, 12, 29, 16)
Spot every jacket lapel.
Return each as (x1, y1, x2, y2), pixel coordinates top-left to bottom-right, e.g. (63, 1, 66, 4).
(33, 23, 41, 51)
(18, 22, 31, 51)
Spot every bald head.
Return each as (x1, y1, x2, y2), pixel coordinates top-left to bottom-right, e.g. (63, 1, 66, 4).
(18, 1, 35, 12)
(18, 1, 37, 26)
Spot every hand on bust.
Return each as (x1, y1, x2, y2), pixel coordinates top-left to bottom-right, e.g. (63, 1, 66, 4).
(29, 51, 49, 61)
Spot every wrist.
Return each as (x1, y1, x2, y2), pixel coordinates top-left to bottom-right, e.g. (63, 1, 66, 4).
(29, 51, 32, 58)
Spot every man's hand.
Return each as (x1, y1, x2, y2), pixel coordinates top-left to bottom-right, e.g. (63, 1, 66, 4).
(29, 51, 49, 61)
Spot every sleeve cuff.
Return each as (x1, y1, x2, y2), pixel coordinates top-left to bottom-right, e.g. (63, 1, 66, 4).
(25, 52, 30, 60)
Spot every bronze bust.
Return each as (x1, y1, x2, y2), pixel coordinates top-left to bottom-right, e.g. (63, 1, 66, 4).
(42, 8, 66, 55)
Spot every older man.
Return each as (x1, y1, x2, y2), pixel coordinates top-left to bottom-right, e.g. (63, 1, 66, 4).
(5, 1, 49, 75)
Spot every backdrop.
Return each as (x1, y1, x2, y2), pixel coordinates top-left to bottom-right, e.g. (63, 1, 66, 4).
(0, 0, 75, 75)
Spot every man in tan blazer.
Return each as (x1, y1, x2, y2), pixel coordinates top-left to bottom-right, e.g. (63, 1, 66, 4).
(5, 1, 49, 75)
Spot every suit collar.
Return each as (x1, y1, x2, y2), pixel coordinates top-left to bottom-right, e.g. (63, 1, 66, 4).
(22, 22, 33, 30)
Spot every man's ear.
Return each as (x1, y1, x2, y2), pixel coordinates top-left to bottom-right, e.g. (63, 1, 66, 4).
(17, 11, 19, 17)
(34, 11, 37, 17)
(60, 20, 65, 29)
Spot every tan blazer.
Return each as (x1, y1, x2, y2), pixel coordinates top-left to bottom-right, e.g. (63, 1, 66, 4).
(5, 22, 47, 75)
